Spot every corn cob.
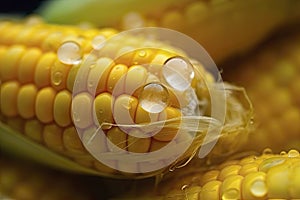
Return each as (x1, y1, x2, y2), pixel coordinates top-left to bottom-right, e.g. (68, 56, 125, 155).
(38, 0, 300, 63)
(223, 29, 300, 153)
(0, 19, 252, 178)
(119, 149, 300, 199)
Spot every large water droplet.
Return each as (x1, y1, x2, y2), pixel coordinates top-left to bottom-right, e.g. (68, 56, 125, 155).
(92, 35, 106, 50)
(139, 83, 169, 113)
(288, 149, 300, 157)
(162, 57, 194, 91)
(52, 71, 62, 86)
(250, 180, 268, 197)
(57, 41, 82, 65)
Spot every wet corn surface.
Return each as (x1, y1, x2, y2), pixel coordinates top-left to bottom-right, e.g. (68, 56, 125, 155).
(0, 1, 300, 199)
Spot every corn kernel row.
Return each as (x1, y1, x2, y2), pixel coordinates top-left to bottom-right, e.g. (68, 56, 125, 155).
(122, 149, 300, 199)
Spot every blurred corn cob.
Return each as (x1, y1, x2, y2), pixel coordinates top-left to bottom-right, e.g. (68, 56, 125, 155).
(0, 154, 103, 200)
(38, 0, 300, 63)
(223, 29, 300, 153)
(117, 149, 300, 199)
(0, 19, 252, 178)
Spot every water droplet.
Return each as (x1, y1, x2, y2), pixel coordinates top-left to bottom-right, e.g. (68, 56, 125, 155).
(263, 148, 273, 155)
(139, 83, 169, 113)
(138, 50, 146, 57)
(52, 71, 62, 86)
(57, 41, 82, 65)
(181, 184, 189, 190)
(162, 57, 194, 91)
(89, 64, 96, 69)
(280, 151, 287, 156)
(222, 188, 239, 200)
(288, 149, 300, 157)
(250, 117, 254, 125)
(259, 157, 285, 172)
(250, 180, 267, 197)
(72, 112, 80, 123)
(91, 35, 106, 50)
(88, 80, 94, 88)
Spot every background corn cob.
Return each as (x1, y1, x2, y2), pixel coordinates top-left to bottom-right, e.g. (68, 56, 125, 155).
(117, 149, 300, 199)
(38, 0, 300, 63)
(223, 28, 300, 153)
(0, 19, 252, 178)
(0, 154, 102, 200)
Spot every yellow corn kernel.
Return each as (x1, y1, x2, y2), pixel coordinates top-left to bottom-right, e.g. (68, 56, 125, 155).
(17, 84, 38, 119)
(0, 45, 26, 81)
(1, 81, 20, 117)
(24, 119, 43, 142)
(35, 87, 56, 123)
(53, 90, 72, 127)
(223, 30, 300, 152)
(18, 48, 42, 84)
(62, 126, 86, 154)
(34, 52, 56, 88)
(39, 0, 300, 63)
(43, 123, 64, 152)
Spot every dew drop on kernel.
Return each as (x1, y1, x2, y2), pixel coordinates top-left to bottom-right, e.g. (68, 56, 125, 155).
(88, 80, 94, 88)
(92, 35, 106, 50)
(162, 57, 194, 91)
(57, 41, 82, 65)
(139, 83, 169, 113)
(181, 184, 189, 190)
(250, 180, 268, 197)
(263, 148, 273, 155)
(89, 64, 96, 69)
(52, 71, 63, 86)
(259, 157, 286, 172)
(280, 151, 287, 156)
(72, 112, 80, 123)
(138, 50, 146, 57)
(222, 188, 239, 200)
(288, 149, 300, 157)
